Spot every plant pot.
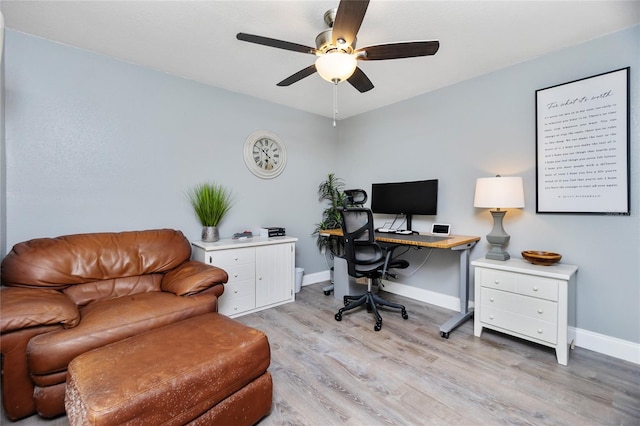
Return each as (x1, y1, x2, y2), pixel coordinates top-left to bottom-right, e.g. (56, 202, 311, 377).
(201, 226, 219, 242)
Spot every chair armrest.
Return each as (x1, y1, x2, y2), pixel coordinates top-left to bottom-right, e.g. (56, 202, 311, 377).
(0, 287, 80, 333)
(161, 261, 228, 296)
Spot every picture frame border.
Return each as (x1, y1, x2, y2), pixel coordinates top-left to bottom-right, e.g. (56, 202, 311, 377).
(535, 67, 630, 215)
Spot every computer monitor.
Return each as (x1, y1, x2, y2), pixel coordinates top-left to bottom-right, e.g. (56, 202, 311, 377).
(371, 179, 438, 230)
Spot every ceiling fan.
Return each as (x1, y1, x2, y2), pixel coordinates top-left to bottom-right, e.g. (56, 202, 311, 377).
(236, 0, 439, 94)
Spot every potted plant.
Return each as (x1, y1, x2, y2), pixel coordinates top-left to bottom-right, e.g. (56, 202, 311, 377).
(312, 173, 346, 256)
(188, 182, 234, 242)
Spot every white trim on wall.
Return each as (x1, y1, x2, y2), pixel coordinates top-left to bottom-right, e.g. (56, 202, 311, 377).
(571, 327, 640, 365)
(301, 270, 330, 287)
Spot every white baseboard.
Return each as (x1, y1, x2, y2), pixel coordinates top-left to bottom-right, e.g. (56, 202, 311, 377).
(303, 271, 638, 365)
(379, 280, 473, 312)
(301, 270, 330, 287)
(571, 327, 640, 365)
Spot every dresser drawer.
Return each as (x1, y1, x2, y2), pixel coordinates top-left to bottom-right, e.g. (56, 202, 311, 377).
(480, 269, 517, 292)
(218, 294, 255, 316)
(206, 247, 255, 266)
(223, 264, 255, 284)
(481, 269, 558, 302)
(515, 275, 558, 301)
(481, 287, 558, 323)
(218, 280, 255, 316)
(480, 306, 558, 344)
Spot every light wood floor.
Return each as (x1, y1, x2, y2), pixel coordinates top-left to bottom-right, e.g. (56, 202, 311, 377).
(5, 282, 639, 425)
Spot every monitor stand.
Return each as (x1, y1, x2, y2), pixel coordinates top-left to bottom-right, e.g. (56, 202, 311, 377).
(405, 214, 413, 232)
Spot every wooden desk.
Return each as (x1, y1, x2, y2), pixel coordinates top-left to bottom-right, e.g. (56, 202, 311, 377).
(321, 230, 480, 338)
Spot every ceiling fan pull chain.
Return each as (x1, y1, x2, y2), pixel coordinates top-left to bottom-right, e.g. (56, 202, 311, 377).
(333, 79, 338, 127)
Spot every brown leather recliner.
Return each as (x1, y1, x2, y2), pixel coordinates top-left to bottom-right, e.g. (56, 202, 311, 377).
(0, 229, 228, 421)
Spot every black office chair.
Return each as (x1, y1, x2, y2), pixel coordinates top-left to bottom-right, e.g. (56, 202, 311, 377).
(334, 189, 409, 331)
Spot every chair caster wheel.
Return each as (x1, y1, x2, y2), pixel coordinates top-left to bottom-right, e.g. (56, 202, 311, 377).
(335, 313, 342, 321)
(440, 331, 449, 339)
(401, 310, 408, 320)
(324, 290, 331, 296)
(374, 323, 382, 332)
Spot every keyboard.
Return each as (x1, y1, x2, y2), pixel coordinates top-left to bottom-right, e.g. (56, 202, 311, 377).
(376, 228, 394, 233)
(376, 228, 414, 235)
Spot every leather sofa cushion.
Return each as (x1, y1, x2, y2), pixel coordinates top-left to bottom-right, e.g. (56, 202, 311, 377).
(65, 313, 271, 425)
(27, 291, 217, 378)
(162, 260, 229, 296)
(1, 229, 191, 289)
(63, 274, 163, 307)
(0, 287, 80, 333)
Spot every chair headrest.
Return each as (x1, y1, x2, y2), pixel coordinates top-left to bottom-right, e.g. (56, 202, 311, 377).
(343, 189, 367, 207)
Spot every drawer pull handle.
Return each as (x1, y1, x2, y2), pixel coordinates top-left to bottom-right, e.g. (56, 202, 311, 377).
(234, 256, 238, 261)
(537, 328, 543, 334)
(537, 309, 543, 314)
(494, 280, 500, 285)
(234, 290, 238, 294)
(489, 315, 494, 320)
(489, 297, 494, 302)
(233, 273, 238, 278)
(258, 276, 262, 281)
(533, 286, 539, 292)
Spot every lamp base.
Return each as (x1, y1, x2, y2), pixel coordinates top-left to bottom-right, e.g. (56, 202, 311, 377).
(485, 246, 511, 261)
(485, 210, 511, 261)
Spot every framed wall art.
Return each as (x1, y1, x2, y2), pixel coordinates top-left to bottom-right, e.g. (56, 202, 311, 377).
(535, 67, 630, 215)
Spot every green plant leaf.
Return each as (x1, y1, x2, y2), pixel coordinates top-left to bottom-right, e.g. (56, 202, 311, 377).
(188, 183, 234, 227)
(312, 173, 346, 254)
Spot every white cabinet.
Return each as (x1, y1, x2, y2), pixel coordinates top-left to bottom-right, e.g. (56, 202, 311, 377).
(192, 237, 297, 318)
(472, 258, 578, 365)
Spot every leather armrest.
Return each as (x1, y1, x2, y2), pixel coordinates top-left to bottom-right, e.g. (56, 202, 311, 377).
(161, 261, 228, 297)
(0, 287, 80, 333)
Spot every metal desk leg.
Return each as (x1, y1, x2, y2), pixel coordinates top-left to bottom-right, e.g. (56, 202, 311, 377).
(439, 242, 476, 338)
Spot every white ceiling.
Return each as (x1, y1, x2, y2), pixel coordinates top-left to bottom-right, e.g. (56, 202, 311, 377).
(2, 1, 639, 119)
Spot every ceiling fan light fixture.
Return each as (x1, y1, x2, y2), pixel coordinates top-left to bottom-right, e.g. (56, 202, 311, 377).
(315, 51, 357, 83)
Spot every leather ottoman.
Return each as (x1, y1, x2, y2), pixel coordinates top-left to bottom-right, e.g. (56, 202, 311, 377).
(64, 313, 272, 425)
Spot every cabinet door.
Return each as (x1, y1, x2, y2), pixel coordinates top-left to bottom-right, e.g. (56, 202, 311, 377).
(255, 243, 294, 307)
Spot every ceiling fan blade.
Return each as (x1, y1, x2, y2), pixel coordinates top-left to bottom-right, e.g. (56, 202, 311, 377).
(332, 0, 369, 48)
(347, 67, 374, 93)
(237, 33, 317, 55)
(277, 65, 318, 87)
(356, 41, 440, 60)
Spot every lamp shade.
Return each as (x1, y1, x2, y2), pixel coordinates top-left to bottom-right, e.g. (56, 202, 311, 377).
(315, 51, 357, 83)
(474, 176, 525, 209)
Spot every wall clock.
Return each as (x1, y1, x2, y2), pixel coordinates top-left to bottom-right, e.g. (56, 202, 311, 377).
(243, 130, 287, 179)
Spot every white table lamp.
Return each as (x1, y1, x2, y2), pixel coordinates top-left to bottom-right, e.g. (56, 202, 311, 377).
(474, 176, 525, 260)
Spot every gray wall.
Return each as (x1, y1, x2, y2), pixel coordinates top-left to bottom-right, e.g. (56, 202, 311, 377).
(2, 26, 638, 344)
(1, 55, 4, 259)
(1, 19, 5, 256)
(3, 30, 338, 274)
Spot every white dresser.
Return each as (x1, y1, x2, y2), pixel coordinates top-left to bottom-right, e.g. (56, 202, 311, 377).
(472, 258, 578, 365)
(192, 236, 297, 318)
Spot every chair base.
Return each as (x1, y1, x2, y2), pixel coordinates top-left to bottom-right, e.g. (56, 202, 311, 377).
(334, 284, 408, 331)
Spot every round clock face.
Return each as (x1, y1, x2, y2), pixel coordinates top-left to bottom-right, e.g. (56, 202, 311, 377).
(243, 130, 287, 179)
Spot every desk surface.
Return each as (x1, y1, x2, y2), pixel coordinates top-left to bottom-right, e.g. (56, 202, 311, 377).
(320, 229, 480, 249)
